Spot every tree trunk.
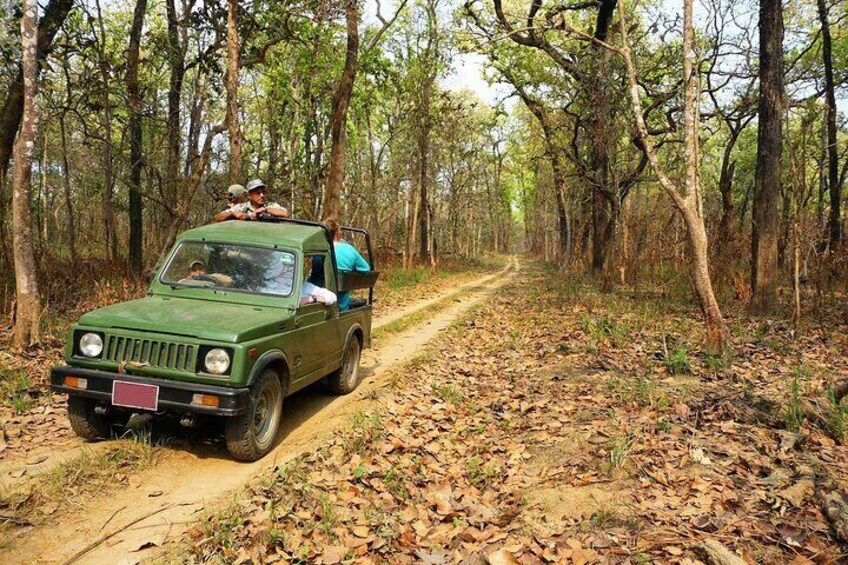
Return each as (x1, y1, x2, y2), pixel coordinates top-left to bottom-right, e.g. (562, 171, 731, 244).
(127, 0, 147, 274)
(817, 0, 841, 249)
(590, 1, 617, 278)
(226, 0, 242, 184)
(12, 0, 42, 348)
(418, 77, 433, 265)
(404, 173, 419, 270)
(58, 115, 76, 264)
(616, 0, 728, 353)
(166, 0, 185, 207)
(751, 0, 784, 314)
(95, 0, 117, 263)
(323, 0, 359, 222)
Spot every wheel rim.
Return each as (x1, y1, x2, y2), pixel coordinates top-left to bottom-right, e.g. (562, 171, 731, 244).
(342, 339, 361, 389)
(252, 381, 281, 448)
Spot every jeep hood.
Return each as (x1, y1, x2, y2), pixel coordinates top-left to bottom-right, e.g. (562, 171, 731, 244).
(78, 296, 292, 343)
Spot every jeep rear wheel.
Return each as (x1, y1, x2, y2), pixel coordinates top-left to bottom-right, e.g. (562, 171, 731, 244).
(327, 335, 362, 395)
(225, 369, 283, 462)
(67, 396, 130, 440)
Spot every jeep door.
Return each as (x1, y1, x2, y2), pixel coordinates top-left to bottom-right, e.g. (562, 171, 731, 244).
(292, 253, 343, 383)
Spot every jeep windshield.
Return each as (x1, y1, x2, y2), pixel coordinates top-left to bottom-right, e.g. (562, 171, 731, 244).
(160, 241, 296, 297)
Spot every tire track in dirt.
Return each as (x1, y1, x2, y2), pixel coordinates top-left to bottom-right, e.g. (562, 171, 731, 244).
(1, 258, 518, 564)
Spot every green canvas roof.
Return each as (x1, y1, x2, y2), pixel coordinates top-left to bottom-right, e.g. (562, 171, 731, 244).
(177, 221, 330, 252)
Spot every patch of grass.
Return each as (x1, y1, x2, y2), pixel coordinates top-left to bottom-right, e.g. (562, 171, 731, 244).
(825, 387, 846, 441)
(784, 366, 808, 432)
(664, 347, 691, 375)
(318, 493, 339, 535)
(382, 266, 431, 290)
(383, 464, 408, 499)
(432, 383, 463, 404)
(0, 369, 35, 414)
(0, 436, 158, 533)
(705, 353, 726, 373)
(590, 506, 620, 527)
(634, 378, 654, 406)
(606, 434, 634, 476)
(348, 410, 383, 454)
(580, 314, 627, 349)
(465, 456, 501, 488)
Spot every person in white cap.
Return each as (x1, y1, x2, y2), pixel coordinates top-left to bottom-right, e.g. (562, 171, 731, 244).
(213, 184, 251, 222)
(233, 179, 289, 220)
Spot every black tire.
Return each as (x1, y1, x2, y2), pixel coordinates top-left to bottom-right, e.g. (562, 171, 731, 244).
(327, 335, 362, 395)
(67, 396, 130, 441)
(225, 369, 284, 462)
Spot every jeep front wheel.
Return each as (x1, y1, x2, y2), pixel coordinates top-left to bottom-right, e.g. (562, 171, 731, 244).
(327, 335, 362, 395)
(225, 369, 283, 461)
(67, 396, 130, 440)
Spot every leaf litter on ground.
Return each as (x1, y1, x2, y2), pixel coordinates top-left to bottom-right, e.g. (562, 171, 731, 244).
(180, 262, 848, 564)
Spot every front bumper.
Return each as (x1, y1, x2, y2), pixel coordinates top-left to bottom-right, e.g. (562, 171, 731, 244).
(50, 366, 251, 416)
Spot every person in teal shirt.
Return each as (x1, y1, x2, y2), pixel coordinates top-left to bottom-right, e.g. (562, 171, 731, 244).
(327, 219, 370, 311)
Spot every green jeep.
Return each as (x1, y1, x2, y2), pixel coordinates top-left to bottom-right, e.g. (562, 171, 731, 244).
(50, 219, 378, 461)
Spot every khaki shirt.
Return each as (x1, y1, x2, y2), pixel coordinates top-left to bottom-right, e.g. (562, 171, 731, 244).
(233, 202, 287, 214)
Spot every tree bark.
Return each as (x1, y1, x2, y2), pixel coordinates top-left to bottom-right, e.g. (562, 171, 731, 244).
(94, 0, 117, 263)
(750, 0, 784, 314)
(12, 0, 42, 348)
(323, 0, 359, 222)
(58, 115, 76, 264)
(418, 73, 434, 266)
(613, 1, 728, 353)
(226, 0, 242, 185)
(127, 0, 147, 274)
(817, 0, 841, 249)
(166, 0, 185, 205)
(590, 1, 617, 280)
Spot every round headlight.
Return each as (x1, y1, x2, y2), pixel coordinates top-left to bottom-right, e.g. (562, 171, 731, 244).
(204, 348, 230, 375)
(79, 333, 103, 358)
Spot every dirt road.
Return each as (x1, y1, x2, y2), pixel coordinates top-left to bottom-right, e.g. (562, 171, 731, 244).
(0, 259, 517, 564)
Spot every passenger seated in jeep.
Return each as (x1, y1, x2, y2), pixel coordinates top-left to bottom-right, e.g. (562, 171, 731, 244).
(327, 219, 370, 311)
(179, 260, 234, 286)
(300, 257, 336, 306)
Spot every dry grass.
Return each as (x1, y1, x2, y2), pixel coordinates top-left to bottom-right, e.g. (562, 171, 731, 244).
(0, 433, 159, 542)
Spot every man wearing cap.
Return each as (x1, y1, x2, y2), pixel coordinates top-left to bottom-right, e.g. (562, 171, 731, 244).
(233, 179, 289, 220)
(179, 260, 234, 286)
(213, 184, 251, 222)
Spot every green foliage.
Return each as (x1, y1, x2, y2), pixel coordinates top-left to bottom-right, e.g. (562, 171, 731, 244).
(1, 369, 34, 414)
(580, 313, 627, 349)
(784, 367, 808, 433)
(431, 383, 463, 404)
(825, 387, 846, 441)
(664, 347, 692, 375)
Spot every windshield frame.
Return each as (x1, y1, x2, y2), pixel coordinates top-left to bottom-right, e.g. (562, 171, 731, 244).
(158, 239, 299, 298)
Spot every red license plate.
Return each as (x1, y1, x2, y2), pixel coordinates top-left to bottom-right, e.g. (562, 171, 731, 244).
(112, 381, 159, 411)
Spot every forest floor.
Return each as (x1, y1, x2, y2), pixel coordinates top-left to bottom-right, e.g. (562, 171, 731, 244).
(0, 258, 515, 563)
(1, 258, 848, 564)
(161, 260, 846, 565)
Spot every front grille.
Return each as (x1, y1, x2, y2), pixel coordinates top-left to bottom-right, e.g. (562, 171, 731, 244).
(104, 335, 196, 372)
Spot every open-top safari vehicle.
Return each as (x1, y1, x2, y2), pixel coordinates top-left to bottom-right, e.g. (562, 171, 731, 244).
(50, 218, 379, 461)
